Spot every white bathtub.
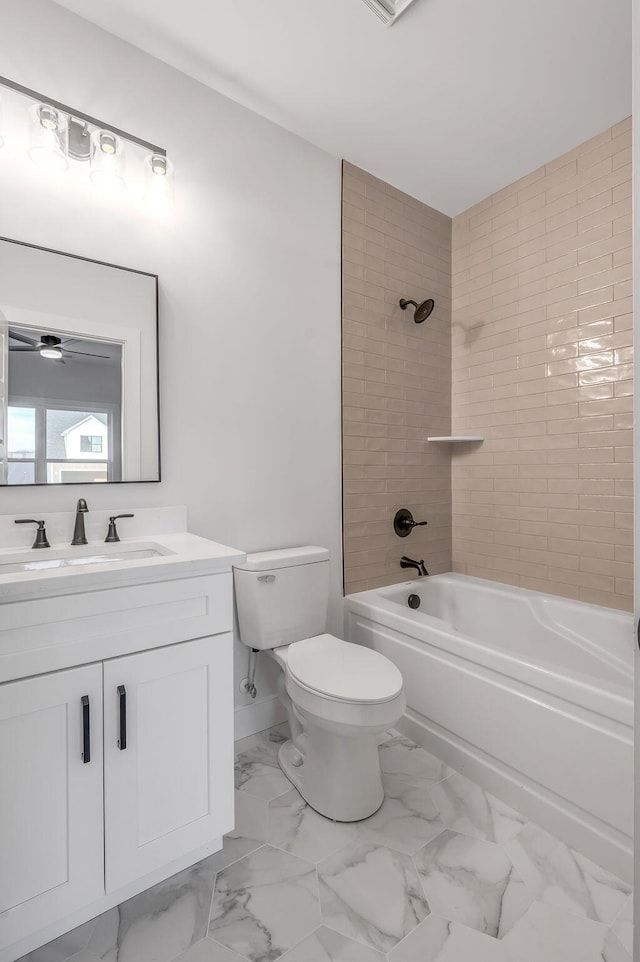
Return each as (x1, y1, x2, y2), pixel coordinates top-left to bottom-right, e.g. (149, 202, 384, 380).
(344, 573, 634, 882)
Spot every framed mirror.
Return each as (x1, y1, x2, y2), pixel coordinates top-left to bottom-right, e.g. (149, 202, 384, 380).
(0, 237, 159, 485)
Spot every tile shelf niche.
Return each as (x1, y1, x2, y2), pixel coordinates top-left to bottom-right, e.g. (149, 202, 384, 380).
(427, 436, 485, 443)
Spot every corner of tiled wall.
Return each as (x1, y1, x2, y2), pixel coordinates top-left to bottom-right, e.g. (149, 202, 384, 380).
(341, 161, 453, 595)
(451, 118, 633, 611)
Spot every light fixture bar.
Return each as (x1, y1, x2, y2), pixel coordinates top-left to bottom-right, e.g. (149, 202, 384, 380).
(0, 76, 166, 157)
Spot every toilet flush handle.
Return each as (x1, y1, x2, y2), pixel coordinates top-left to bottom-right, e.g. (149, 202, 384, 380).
(258, 574, 276, 583)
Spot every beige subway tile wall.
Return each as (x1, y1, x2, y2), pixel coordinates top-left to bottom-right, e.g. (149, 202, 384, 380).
(342, 161, 452, 594)
(451, 119, 633, 611)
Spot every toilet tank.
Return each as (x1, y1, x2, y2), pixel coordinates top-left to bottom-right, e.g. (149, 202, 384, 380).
(233, 546, 330, 650)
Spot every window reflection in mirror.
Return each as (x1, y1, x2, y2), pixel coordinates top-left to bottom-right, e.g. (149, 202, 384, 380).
(7, 331, 123, 484)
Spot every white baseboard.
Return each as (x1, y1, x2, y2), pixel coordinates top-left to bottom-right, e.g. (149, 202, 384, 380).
(234, 695, 287, 740)
(398, 709, 633, 885)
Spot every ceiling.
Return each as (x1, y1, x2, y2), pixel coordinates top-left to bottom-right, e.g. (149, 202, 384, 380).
(52, 0, 631, 215)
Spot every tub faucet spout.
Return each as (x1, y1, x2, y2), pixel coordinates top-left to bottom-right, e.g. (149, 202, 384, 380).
(400, 556, 429, 577)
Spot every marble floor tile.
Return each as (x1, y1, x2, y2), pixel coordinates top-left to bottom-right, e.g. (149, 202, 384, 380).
(280, 926, 386, 961)
(17, 918, 97, 962)
(317, 840, 429, 953)
(86, 857, 218, 962)
(235, 728, 293, 801)
(234, 728, 289, 764)
(501, 901, 618, 962)
(231, 790, 269, 843)
(611, 894, 633, 956)
(378, 735, 454, 786)
(83, 910, 119, 962)
(268, 788, 359, 862)
(208, 844, 321, 962)
(430, 774, 528, 844)
(357, 774, 445, 855)
(377, 730, 396, 745)
(206, 835, 264, 876)
(235, 754, 292, 802)
(603, 929, 633, 962)
(505, 823, 631, 924)
(413, 830, 533, 939)
(388, 915, 508, 961)
(19, 724, 631, 962)
(170, 938, 248, 962)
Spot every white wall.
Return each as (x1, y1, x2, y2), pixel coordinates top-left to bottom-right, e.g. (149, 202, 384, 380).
(0, 0, 343, 733)
(9, 354, 122, 407)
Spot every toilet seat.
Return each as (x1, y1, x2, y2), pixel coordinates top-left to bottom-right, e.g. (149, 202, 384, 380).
(286, 634, 403, 704)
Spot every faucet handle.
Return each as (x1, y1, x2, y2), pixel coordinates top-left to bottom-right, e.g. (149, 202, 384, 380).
(15, 519, 50, 549)
(105, 514, 134, 543)
(394, 508, 428, 538)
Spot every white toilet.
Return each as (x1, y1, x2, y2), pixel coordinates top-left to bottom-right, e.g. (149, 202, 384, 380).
(233, 546, 405, 821)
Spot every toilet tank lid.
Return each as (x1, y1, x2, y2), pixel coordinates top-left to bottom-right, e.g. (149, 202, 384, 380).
(234, 545, 329, 572)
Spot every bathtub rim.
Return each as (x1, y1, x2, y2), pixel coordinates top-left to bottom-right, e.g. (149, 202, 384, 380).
(344, 573, 633, 726)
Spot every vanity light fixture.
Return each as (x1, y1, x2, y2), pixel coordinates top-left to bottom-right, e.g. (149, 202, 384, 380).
(0, 75, 173, 208)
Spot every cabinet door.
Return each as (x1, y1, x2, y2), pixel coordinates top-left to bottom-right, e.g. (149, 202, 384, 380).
(104, 634, 234, 892)
(0, 664, 104, 949)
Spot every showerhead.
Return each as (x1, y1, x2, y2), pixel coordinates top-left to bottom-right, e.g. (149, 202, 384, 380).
(399, 297, 435, 324)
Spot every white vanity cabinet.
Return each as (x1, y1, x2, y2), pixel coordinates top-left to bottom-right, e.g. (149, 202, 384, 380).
(103, 635, 233, 892)
(0, 665, 104, 949)
(0, 532, 244, 962)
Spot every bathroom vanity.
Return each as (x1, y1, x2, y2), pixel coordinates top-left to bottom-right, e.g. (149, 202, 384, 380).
(0, 509, 244, 962)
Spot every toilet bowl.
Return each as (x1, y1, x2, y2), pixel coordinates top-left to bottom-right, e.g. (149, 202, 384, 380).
(272, 635, 405, 821)
(233, 547, 406, 821)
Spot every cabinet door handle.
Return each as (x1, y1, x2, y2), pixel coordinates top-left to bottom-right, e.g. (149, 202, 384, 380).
(117, 685, 127, 751)
(81, 695, 91, 764)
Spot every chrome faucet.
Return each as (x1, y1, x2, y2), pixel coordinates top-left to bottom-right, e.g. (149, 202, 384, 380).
(71, 498, 89, 545)
(400, 556, 429, 577)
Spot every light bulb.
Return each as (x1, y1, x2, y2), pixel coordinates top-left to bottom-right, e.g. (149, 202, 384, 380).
(28, 103, 69, 171)
(90, 129, 125, 192)
(144, 152, 174, 211)
(99, 131, 116, 154)
(39, 105, 59, 131)
(40, 346, 62, 359)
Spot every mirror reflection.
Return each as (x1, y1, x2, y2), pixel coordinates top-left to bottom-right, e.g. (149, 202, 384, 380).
(8, 329, 123, 484)
(0, 238, 159, 485)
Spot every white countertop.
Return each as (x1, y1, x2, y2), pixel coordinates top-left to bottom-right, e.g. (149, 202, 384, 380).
(0, 532, 246, 603)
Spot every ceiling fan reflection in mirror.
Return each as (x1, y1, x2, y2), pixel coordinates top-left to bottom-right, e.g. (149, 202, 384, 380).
(8, 330, 110, 362)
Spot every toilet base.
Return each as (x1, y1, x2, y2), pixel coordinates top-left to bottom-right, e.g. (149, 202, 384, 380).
(278, 727, 384, 822)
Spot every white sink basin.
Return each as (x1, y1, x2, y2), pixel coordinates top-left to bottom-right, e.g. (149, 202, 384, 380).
(0, 542, 167, 574)
(0, 531, 246, 605)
